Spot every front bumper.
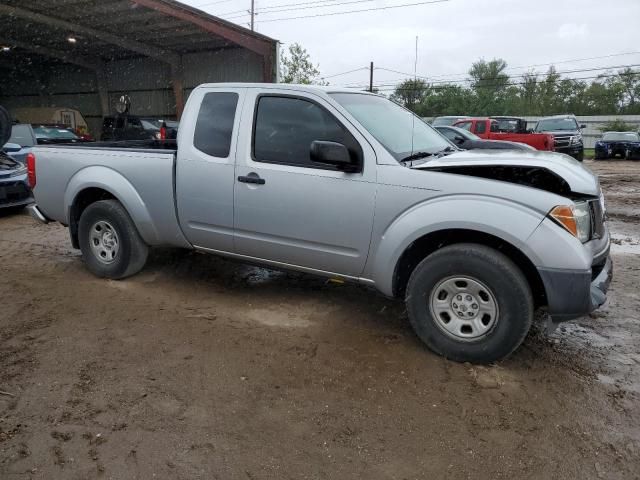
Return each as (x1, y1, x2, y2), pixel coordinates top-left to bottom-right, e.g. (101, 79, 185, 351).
(538, 255, 613, 322)
(0, 177, 33, 209)
(555, 145, 584, 159)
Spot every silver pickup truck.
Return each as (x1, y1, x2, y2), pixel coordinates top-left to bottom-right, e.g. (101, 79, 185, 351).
(27, 83, 612, 363)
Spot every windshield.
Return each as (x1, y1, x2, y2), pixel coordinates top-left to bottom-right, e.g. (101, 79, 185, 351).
(140, 120, 161, 131)
(141, 119, 179, 129)
(493, 118, 520, 133)
(330, 93, 451, 160)
(535, 118, 579, 132)
(8, 124, 36, 147)
(602, 132, 639, 142)
(455, 128, 480, 140)
(33, 126, 79, 139)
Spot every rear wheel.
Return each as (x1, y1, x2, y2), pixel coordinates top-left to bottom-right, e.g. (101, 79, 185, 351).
(405, 244, 533, 363)
(78, 200, 148, 279)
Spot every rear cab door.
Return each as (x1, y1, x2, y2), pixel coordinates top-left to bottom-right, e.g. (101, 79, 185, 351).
(176, 86, 247, 252)
(232, 88, 378, 277)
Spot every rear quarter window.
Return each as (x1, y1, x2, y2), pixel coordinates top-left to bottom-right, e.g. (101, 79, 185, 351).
(194, 92, 239, 158)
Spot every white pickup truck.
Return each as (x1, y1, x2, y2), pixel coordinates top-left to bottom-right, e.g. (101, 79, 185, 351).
(26, 83, 611, 363)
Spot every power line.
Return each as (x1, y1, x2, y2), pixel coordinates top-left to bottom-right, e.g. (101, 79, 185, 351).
(192, 0, 237, 8)
(317, 66, 370, 80)
(384, 51, 640, 83)
(363, 62, 640, 88)
(369, 72, 637, 92)
(217, 0, 376, 18)
(250, 0, 450, 23)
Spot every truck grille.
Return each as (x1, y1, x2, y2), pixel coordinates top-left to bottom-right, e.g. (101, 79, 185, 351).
(554, 135, 571, 149)
(589, 198, 605, 240)
(0, 182, 31, 205)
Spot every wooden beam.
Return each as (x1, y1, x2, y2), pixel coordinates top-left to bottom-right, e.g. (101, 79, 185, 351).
(131, 0, 274, 59)
(0, 4, 180, 66)
(0, 38, 100, 71)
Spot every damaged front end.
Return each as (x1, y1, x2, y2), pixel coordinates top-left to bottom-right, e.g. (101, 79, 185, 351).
(412, 150, 601, 198)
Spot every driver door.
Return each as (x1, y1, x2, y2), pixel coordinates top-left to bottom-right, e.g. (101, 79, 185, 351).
(232, 89, 377, 277)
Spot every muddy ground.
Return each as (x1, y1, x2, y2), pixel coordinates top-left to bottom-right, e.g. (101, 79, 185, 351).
(1, 160, 639, 479)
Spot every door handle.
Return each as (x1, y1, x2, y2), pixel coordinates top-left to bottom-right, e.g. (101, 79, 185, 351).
(238, 174, 266, 185)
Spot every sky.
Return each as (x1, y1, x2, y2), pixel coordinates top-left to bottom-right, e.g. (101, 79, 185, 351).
(180, 0, 640, 91)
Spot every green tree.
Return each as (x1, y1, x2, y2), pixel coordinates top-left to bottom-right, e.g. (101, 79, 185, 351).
(280, 43, 325, 85)
(617, 68, 640, 113)
(390, 79, 430, 112)
(599, 119, 635, 132)
(468, 58, 509, 114)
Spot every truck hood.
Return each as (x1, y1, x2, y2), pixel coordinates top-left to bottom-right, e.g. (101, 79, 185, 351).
(413, 149, 599, 197)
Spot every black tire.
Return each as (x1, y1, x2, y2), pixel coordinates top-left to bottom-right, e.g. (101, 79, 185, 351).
(78, 200, 148, 279)
(405, 243, 533, 364)
(574, 151, 584, 162)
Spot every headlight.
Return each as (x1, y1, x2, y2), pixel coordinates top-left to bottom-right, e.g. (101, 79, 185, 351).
(549, 202, 591, 243)
(570, 135, 583, 145)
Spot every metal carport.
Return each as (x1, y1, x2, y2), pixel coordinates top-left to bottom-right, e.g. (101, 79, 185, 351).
(0, 0, 278, 136)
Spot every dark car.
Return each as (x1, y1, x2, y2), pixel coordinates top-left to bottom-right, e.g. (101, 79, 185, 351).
(5, 123, 38, 164)
(0, 116, 33, 211)
(595, 131, 640, 160)
(435, 125, 535, 152)
(32, 124, 92, 145)
(534, 115, 585, 161)
(101, 115, 178, 141)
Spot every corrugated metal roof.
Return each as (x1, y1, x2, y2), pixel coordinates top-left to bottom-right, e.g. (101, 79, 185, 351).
(0, 0, 277, 65)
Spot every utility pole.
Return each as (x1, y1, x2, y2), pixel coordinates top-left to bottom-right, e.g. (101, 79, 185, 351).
(250, 0, 255, 31)
(369, 61, 374, 93)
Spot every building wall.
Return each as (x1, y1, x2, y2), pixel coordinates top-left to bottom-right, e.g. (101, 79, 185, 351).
(0, 48, 265, 138)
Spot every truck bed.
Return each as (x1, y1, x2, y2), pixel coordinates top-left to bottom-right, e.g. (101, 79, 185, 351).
(31, 142, 189, 249)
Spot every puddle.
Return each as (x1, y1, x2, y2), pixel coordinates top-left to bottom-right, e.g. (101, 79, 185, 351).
(246, 307, 314, 328)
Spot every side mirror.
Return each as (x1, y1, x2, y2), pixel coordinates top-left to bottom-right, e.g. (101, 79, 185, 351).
(2, 142, 22, 153)
(310, 140, 360, 172)
(580, 124, 587, 129)
(454, 135, 465, 145)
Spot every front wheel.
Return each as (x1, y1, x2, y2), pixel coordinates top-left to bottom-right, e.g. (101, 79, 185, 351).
(78, 200, 148, 279)
(405, 244, 533, 363)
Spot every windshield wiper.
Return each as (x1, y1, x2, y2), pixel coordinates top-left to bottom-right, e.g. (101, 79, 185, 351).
(399, 151, 435, 164)
(435, 146, 457, 157)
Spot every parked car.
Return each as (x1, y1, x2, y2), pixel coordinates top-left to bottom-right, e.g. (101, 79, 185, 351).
(101, 115, 178, 141)
(27, 84, 611, 364)
(594, 131, 640, 160)
(534, 115, 585, 161)
(454, 118, 555, 151)
(435, 125, 535, 151)
(32, 124, 92, 145)
(0, 115, 33, 211)
(432, 115, 470, 127)
(4, 123, 38, 164)
(11, 107, 92, 140)
(490, 116, 529, 133)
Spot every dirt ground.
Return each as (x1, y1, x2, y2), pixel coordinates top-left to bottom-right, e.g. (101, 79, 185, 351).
(1, 160, 639, 479)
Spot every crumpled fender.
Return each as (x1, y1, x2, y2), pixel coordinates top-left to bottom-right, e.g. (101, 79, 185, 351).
(367, 194, 589, 297)
(64, 165, 160, 245)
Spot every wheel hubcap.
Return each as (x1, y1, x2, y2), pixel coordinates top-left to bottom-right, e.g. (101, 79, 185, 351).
(89, 220, 120, 264)
(429, 276, 499, 341)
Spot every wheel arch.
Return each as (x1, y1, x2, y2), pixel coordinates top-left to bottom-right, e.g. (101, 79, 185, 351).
(65, 167, 159, 248)
(391, 228, 547, 308)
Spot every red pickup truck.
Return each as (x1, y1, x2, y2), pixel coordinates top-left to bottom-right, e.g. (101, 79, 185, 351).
(453, 118, 555, 151)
